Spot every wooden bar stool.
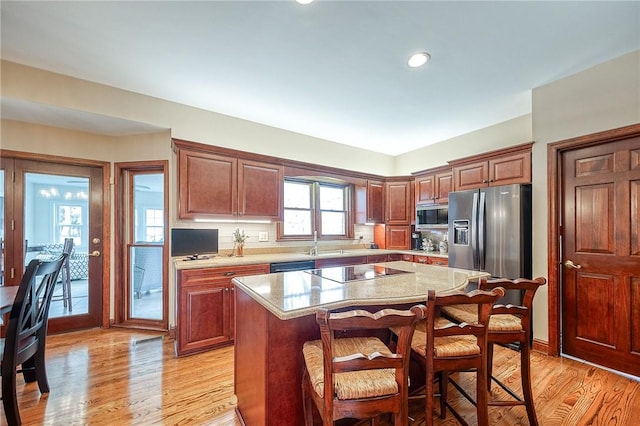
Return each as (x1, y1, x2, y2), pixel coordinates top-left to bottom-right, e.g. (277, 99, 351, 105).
(441, 277, 547, 425)
(301, 304, 427, 426)
(400, 287, 504, 426)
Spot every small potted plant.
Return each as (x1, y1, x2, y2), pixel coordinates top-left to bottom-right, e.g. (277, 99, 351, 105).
(233, 228, 249, 257)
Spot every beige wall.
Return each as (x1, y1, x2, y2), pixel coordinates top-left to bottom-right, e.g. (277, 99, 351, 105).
(1, 60, 395, 176)
(2, 50, 638, 337)
(393, 114, 533, 175)
(529, 49, 640, 343)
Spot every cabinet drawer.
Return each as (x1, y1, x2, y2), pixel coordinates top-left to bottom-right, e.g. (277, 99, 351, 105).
(180, 264, 269, 283)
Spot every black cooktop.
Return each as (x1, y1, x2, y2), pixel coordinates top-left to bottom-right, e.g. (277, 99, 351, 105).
(303, 264, 413, 283)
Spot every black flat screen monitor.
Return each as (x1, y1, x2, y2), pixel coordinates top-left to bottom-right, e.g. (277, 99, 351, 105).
(171, 228, 219, 257)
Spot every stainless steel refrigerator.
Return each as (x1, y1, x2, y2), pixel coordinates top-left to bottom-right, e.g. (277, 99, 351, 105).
(448, 184, 532, 282)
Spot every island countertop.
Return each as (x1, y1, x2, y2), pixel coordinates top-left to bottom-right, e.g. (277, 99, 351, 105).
(231, 260, 489, 320)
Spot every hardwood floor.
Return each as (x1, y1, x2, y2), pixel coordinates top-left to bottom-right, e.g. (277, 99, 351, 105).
(4, 328, 640, 425)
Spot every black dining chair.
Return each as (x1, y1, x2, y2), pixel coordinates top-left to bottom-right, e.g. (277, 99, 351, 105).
(1, 254, 67, 426)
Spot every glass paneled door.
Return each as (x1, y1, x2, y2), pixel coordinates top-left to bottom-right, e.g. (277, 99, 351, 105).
(129, 173, 165, 321)
(24, 172, 90, 317)
(3, 158, 106, 333)
(115, 162, 168, 330)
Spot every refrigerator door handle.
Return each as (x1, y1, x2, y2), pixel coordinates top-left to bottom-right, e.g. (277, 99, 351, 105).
(478, 191, 486, 271)
(472, 192, 479, 270)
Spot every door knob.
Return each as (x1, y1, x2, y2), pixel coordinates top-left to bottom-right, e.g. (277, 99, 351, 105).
(564, 260, 582, 269)
(89, 250, 101, 257)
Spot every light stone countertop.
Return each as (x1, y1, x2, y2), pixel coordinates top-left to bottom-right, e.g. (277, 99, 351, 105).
(173, 249, 448, 270)
(231, 261, 489, 320)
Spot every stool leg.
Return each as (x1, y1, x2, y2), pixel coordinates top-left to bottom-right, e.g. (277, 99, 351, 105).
(486, 342, 495, 391)
(476, 363, 489, 426)
(521, 343, 539, 426)
(438, 371, 448, 419)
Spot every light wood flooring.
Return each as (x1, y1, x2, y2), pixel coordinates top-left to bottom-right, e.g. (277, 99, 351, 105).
(3, 328, 640, 425)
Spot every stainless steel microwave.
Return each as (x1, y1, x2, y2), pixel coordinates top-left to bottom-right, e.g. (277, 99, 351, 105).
(416, 204, 448, 229)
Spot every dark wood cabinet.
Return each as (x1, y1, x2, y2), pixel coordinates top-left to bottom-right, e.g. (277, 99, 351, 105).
(385, 179, 412, 225)
(176, 263, 269, 356)
(366, 254, 389, 263)
(412, 254, 448, 266)
(355, 180, 385, 224)
(366, 180, 385, 223)
(386, 226, 410, 250)
(373, 224, 410, 250)
(315, 256, 367, 268)
(237, 159, 283, 220)
(414, 166, 453, 205)
(450, 144, 532, 191)
(177, 148, 283, 220)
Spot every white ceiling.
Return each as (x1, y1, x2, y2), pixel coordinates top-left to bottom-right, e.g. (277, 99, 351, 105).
(1, 1, 638, 156)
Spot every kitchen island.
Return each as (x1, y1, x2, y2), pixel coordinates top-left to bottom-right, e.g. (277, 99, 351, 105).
(232, 261, 489, 426)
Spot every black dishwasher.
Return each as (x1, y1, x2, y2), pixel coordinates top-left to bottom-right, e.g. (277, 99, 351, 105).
(270, 260, 316, 273)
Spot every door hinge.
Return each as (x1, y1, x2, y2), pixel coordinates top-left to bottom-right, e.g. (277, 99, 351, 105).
(11, 220, 15, 231)
(12, 171, 16, 183)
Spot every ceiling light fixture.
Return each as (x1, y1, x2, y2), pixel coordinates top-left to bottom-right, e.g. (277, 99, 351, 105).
(296, 0, 314, 4)
(407, 52, 430, 68)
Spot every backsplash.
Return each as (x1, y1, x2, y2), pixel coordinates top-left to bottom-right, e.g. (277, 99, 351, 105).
(171, 222, 374, 255)
(416, 229, 448, 253)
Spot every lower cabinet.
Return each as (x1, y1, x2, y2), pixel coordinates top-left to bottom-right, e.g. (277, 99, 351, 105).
(315, 256, 367, 268)
(176, 263, 269, 356)
(413, 255, 448, 266)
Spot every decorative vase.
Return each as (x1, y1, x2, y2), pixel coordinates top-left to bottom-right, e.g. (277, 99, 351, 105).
(236, 243, 244, 257)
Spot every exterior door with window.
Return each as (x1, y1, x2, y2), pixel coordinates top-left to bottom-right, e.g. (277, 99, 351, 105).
(1, 156, 106, 333)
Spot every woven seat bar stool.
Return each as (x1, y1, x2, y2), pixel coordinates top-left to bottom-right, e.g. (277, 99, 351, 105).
(392, 287, 504, 426)
(302, 304, 428, 426)
(441, 277, 547, 426)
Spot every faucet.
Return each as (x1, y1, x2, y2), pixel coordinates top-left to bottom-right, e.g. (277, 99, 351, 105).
(310, 230, 318, 256)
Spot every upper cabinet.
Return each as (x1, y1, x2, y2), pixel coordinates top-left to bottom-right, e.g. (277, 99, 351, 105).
(176, 144, 283, 221)
(366, 179, 385, 223)
(450, 143, 533, 191)
(414, 166, 452, 205)
(385, 178, 412, 225)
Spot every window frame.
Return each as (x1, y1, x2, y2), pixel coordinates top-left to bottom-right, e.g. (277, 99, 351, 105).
(278, 178, 354, 241)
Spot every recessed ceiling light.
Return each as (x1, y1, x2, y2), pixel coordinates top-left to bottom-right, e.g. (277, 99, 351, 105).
(408, 52, 430, 68)
(296, 0, 314, 4)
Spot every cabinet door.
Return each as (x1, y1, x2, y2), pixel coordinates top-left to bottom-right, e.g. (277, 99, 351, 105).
(366, 180, 385, 223)
(415, 174, 436, 205)
(177, 278, 230, 355)
(428, 257, 449, 266)
(178, 150, 237, 219)
(385, 181, 411, 225)
(366, 254, 389, 263)
(435, 171, 453, 203)
(385, 226, 410, 250)
(315, 256, 367, 268)
(413, 255, 429, 264)
(488, 151, 531, 186)
(222, 263, 270, 340)
(237, 159, 283, 221)
(453, 161, 489, 191)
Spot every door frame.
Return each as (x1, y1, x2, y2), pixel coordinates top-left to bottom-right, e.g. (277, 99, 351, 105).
(0, 149, 111, 329)
(113, 160, 169, 331)
(547, 123, 640, 356)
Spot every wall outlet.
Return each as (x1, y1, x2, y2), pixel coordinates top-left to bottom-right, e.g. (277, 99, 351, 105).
(258, 231, 269, 242)
(355, 232, 364, 240)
